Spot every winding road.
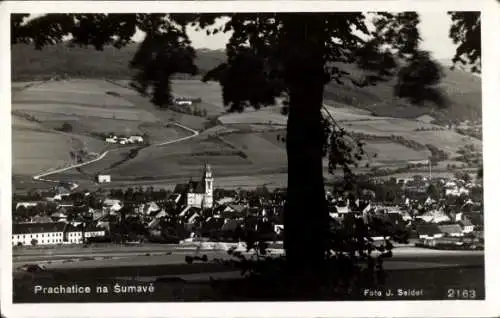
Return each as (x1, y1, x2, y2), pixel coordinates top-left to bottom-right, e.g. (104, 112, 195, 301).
(32, 122, 200, 189)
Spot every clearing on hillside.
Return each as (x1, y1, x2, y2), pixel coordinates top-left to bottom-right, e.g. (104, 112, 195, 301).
(12, 115, 86, 176)
(11, 79, 187, 178)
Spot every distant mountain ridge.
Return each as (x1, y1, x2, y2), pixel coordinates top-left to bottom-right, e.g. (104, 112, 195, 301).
(11, 43, 481, 122)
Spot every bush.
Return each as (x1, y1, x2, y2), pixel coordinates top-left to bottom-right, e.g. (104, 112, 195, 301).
(58, 122, 73, 132)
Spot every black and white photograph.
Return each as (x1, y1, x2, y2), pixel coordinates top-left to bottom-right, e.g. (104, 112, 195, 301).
(1, 0, 499, 317)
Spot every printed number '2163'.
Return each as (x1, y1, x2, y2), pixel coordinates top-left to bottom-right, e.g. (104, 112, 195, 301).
(447, 289, 477, 299)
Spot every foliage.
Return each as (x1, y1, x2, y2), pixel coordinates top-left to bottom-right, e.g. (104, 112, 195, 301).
(58, 122, 73, 132)
(129, 30, 198, 107)
(208, 213, 408, 300)
(454, 171, 472, 183)
(426, 144, 449, 163)
(426, 183, 441, 199)
(448, 12, 481, 73)
(12, 11, 481, 296)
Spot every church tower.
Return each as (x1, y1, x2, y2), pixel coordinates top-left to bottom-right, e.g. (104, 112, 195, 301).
(202, 164, 214, 208)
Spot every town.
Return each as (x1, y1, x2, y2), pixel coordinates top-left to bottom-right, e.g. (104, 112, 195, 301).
(12, 164, 484, 251)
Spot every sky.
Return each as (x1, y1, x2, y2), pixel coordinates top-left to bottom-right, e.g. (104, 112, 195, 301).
(28, 12, 457, 61)
(142, 12, 457, 61)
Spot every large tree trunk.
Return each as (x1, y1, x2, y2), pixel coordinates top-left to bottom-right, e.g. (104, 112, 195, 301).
(282, 16, 329, 276)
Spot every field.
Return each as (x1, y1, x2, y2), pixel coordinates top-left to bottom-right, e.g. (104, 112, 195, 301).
(344, 119, 481, 157)
(363, 142, 431, 163)
(101, 136, 252, 180)
(221, 132, 287, 166)
(12, 115, 77, 176)
(12, 43, 481, 124)
(12, 76, 483, 194)
(218, 103, 480, 162)
(219, 108, 287, 126)
(171, 80, 226, 116)
(11, 79, 193, 181)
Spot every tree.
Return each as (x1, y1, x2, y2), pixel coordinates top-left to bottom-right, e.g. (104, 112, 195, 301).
(199, 12, 448, 273)
(426, 183, 440, 199)
(60, 122, 73, 132)
(12, 11, 480, 290)
(454, 171, 472, 183)
(448, 12, 481, 73)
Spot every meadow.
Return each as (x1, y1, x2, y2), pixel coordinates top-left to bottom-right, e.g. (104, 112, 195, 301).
(12, 116, 76, 176)
(11, 79, 191, 179)
(104, 136, 251, 180)
(11, 42, 482, 188)
(221, 132, 287, 166)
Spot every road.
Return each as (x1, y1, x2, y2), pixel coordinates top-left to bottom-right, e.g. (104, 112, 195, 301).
(32, 122, 199, 188)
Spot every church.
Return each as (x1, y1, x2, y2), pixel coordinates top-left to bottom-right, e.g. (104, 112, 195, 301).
(173, 164, 214, 209)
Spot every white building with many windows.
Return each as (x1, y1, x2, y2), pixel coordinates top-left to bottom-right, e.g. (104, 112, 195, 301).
(12, 222, 106, 246)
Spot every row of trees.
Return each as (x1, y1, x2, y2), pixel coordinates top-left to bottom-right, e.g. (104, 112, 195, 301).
(107, 187, 171, 202)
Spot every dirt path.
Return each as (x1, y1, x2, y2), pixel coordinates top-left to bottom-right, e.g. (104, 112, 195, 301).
(32, 122, 200, 190)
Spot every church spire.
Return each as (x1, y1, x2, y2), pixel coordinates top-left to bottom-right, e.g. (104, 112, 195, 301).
(203, 163, 212, 179)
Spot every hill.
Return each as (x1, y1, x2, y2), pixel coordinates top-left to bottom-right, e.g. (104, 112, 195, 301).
(11, 43, 481, 122)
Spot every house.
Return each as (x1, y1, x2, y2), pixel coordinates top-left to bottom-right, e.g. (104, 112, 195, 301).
(274, 224, 284, 235)
(173, 164, 214, 209)
(128, 136, 144, 143)
(83, 225, 107, 240)
(103, 199, 122, 213)
(152, 209, 168, 219)
(50, 212, 68, 222)
(335, 204, 350, 214)
(105, 137, 117, 144)
(15, 202, 38, 210)
(224, 204, 247, 214)
(12, 222, 66, 246)
(174, 98, 193, 106)
(415, 223, 444, 239)
(54, 186, 71, 196)
(97, 175, 111, 183)
(142, 201, 160, 215)
(12, 222, 105, 246)
(462, 212, 483, 229)
(459, 219, 475, 233)
(178, 206, 201, 218)
(438, 223, 464, 237)
(216, 197, 236, 205)
(58, 200, 74, 208)
(92, 209, 105, 221)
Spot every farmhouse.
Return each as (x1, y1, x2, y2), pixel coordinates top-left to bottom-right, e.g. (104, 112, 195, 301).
(416, 114, 436, 124)
(174, 97, 193, 106)
(97, 174, 111, 183)
(174, 164, 214, 209)
(106, 136, 117, 143)
(128, 135, 144, 143)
